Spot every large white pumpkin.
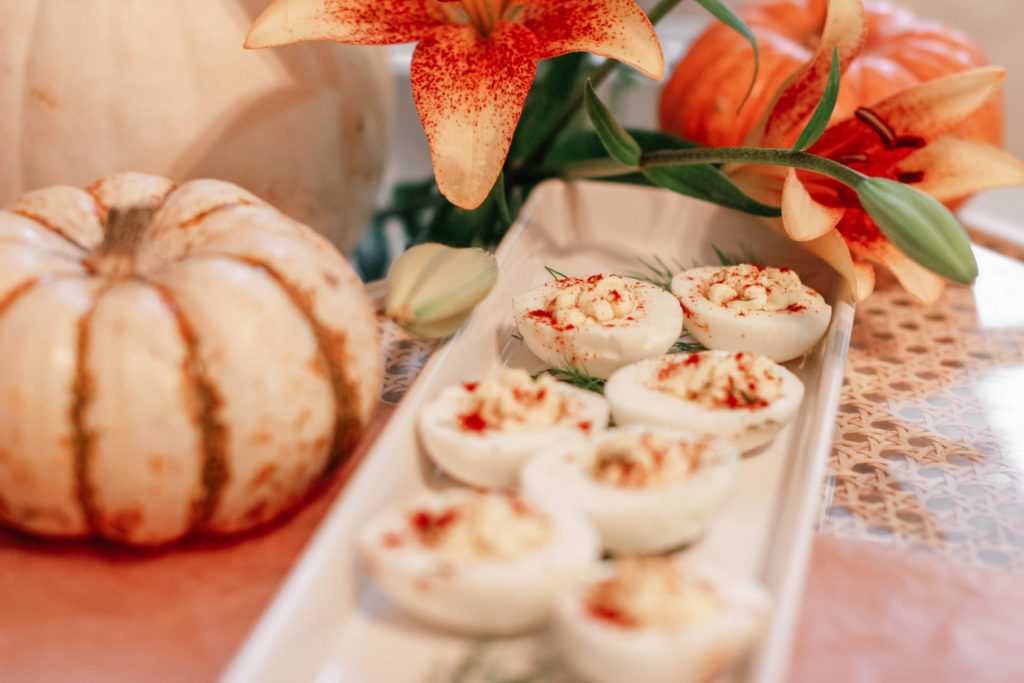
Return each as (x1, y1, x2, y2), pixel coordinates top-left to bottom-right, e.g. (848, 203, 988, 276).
(0, 172, 382, 546)
(0, 0, 394, 254)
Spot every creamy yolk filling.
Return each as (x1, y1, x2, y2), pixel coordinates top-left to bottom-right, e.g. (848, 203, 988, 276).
(546, 275, 639, 328)
(590, 431, 701, 487)
(651, 352, 782, 409)
(407, 493, 551, 559)
(704, 264, 819, 313)
(585, 556, 718, 629)
(457, 368, 566, 432)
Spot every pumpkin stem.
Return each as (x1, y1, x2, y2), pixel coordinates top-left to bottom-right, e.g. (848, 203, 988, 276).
(85, 205, 157, 279)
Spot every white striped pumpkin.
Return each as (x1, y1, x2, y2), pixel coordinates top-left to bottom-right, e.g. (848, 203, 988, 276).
(0, 172, 381, 546)
(0, 0, 395, 255)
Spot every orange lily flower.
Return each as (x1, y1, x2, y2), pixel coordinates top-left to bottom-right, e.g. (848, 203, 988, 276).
(245, 0, 664, 210)
(724, 0, 1024, 303)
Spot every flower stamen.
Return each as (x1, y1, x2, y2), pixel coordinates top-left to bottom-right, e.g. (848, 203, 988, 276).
(437, 0, 517, 37)
(896, 171, 925, 184)
(855, 107, 926, 150)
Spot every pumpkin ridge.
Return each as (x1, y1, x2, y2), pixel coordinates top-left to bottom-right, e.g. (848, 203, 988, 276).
(177, 201, 260, 231)
(12, 209, 90, 252)
(0, 277, 54, 320)
(69, 286, 106, 536)
(220, 253, 364, 475)
(0, 239, 89, 268)
(148, 282, 230, 532)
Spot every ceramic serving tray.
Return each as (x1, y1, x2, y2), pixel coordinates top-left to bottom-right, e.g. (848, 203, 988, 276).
(220, 179, 855, 683)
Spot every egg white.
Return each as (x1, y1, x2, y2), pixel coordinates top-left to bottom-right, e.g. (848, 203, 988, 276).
(418, 379, 609, 488)
(520, 426, 739, 553)
(512, 276, 683, 379)
(604, 352, 804, 453)
(672, 265, 832, 362)
(359, 489, 600, 635)
(554, 558, 770, 683)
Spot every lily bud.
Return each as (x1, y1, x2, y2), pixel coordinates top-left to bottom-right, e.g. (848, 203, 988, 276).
(856, 177, 978, 284)
(385, 242, 498, 338)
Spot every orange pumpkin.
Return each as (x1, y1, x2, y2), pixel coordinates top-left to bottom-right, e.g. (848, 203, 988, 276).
(659, 0, 1003, 150)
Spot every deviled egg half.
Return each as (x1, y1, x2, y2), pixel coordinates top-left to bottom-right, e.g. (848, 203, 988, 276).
(555, 555, 770, 683)
(672, 264, 832, 362)
(418, 368, 609, 488)
(520, 425, 739, 553)
(605, 350, 804, 453)
(513, 274, 683, 379)
(359, 489, 599, 634)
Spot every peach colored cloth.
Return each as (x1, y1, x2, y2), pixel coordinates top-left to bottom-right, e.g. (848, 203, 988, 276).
(0, 402, 393, 683)
(790, 534, 1024, 683)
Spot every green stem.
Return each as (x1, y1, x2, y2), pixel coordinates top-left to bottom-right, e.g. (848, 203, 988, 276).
(512, 0, 688, 173)
(642, 147, 868, 187)
(647, 0, 685, 24)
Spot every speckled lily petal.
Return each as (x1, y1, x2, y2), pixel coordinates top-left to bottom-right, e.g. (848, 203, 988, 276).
(761, 0, 866, 148)
(521, 0, 664, 79)
(245, 0, 441, 47)
(412, 22, 539, 209)
(897, 138, 1024, 203)
(810, 67, 1008, 157)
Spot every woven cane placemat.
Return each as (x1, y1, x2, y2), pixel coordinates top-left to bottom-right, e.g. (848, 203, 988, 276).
(818, 233, 1024, 573)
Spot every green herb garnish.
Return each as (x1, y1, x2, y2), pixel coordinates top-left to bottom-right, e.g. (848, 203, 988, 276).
(544, 265, 568, 280)
(627, 254, 684, 291)
(444, 637, 556, 683)
(534, 365, 605, 395)
(668, 332, 706, 354)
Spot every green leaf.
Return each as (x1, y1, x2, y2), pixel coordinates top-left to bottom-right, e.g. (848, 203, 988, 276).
(423, 195, 498, 248)
(492, 172, 513, 228)
(696, 0, 759, 111)
(544, 128, 696, 169)
(352, 220, 391, 282)
(544, 128, 780, 216)
(509, 53, 591, 163)
(791, 48, 841, 152)
(584, 80, 641, 167)
(644, 165, 781, 216)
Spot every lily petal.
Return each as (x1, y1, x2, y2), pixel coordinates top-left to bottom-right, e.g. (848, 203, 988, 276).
(803, 228, 876, 301)
(781, 168, 845, 241)
(895, 137, 1024, 203)
(412, 22, 539, 209)
(245, 0, 441, 47)
(521, 0, 664, 79)
(811, 67, 1008, 156)
(864, 239, 946, 304)
(761, 0, 866, 147)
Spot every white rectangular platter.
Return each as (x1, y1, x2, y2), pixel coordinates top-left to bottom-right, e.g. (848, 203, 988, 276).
(221, 179, 855, 683)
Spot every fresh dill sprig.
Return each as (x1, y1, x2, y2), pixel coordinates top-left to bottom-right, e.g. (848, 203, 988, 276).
(544, 265, 568, 280)
(668, 332, 706, 354)
(627, 254, 684, 291)
(447, 639, 491, 683)
(535, 365, 605, 395)
(444, 638, 556, 683)
(712, 244, 762, 267)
